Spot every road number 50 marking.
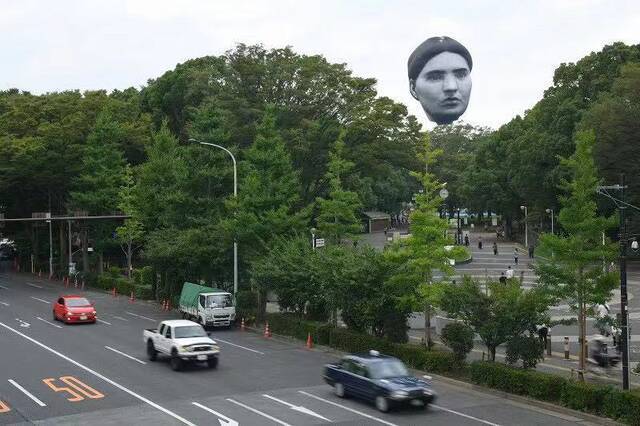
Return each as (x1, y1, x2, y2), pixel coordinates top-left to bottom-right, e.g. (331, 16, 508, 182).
(43, 376, 104, 402)
(0, 401, 10, 413)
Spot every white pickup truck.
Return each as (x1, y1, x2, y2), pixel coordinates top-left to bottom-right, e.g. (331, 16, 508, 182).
(143, 319, 220, 371)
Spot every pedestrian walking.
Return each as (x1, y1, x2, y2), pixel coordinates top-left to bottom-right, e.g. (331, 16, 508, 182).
(499, 272, 506, 284)
(464, 234, 469, 246)
(492, 242, 498, 256)
(528, 245, 535, 259)
(478, 236, 483, 249)
(505, 265, 514, 279)
(514, 248, 519, 265)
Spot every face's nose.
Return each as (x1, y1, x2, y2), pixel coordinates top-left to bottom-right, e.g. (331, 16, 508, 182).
(442, 72, 458, 94)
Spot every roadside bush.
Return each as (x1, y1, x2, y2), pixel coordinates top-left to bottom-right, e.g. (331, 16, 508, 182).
(505, 334, 544, 369)
(135, 266, 155, 288)
(602, 388, 640, 424)
(441, 322, 474, 362)
(134, 284, 153, 300)
(115, 277, 134, 296)
(236, 290, 258, 318)
(560, 380, 611, 415)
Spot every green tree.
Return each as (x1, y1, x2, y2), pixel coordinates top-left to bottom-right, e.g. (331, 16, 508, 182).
(315, 131, 362, 244)
(535, 130, 618, 379)
(69, 112, 127, 273)
(385, 133, 463, 347)
(116, 165, 144, 279)
(440, 278, 549, 361)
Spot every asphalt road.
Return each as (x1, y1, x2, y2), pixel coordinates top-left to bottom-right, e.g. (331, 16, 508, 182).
(0, 271, 605, 426)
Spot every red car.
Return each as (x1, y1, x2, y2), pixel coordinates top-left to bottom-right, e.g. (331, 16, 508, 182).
(52, 295, 97, 324)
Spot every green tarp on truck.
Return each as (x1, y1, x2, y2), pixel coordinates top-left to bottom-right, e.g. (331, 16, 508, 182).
(179, 282, 226, 309)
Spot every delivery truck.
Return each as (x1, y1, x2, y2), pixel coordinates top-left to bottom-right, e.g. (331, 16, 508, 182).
(178, 282, 236, 328)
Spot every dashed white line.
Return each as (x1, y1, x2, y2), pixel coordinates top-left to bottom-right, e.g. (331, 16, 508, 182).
(0, 321, 196, 426)
(30, 296, 50, 304)
(113, 316, 129, 322)
(104, 346, 147, 365)
(0, 301, 9, 306)
(8, 379, 46, 407)
(125, 311, 156, 322)
(226, 398, 292, 425)
(432, 404, 502, 426)
(192, 402, 239, 426)
(27, 283, 43, 289)
(0, 285, 9, 290)
(96, 318, 112, 325)
(214, 338, 265, 355)
(299, 391, 398, 426)
(36, 317, 62, 329)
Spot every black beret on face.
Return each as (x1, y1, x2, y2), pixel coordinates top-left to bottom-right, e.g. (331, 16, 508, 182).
(407, 36, 473, 80)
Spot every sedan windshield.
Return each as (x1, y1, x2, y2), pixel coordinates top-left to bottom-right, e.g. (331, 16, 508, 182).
(174, 325, 207, 338)
(66, 298, 91, 307)
(368, 360, 409, 379)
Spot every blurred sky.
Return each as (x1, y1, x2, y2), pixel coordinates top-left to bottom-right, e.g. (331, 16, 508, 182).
(1, 0, 638, 129)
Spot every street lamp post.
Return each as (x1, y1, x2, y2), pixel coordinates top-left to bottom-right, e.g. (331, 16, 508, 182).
(311, 227, 316, 250)
(47, 213, 53, 279)
(520, 205, 528, 248)
(545, 208, 554, 235)
(190, 139, 238, 296)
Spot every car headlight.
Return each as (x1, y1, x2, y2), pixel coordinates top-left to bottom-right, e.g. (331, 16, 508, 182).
(211, 345, 219, 351)
(66, 312, 73, 316)
(178, 346, 192, 352)
(92, 311, 97, 315)
(391, 390, 409, 398)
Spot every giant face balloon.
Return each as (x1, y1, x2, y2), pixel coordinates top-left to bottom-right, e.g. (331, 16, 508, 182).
(408, 36, 472, 125)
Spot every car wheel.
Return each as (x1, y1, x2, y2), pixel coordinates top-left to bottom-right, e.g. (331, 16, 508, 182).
(170, 351, 182, 371)
(147, 340, 157, 361)
(375, 396, 389, 413)
(52, 311, 57, 321)
(207, 358, 218, 369)
(334, 383, 346, 398)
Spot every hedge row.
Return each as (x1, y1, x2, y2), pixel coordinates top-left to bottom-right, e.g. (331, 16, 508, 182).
(264, 313, 462, 376)
(470, 361, 640, 424)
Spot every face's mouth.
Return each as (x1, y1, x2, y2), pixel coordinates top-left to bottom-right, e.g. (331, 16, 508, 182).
(441, 97, 461, 107)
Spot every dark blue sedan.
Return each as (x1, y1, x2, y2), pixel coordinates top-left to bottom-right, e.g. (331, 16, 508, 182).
(323, 350, 436, 412)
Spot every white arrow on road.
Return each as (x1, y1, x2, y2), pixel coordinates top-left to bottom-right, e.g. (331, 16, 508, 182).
(192, 402, 238, 426)
(262, 394, 332, 422)
(15, 318, 30, 328)
(0, 301, 9, 306)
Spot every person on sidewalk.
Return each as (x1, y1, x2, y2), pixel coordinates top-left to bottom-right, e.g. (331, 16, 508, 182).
(505, 265, 514, 279)
(492, 242, 498, 256)
(478, 236, 483, 249)
(514, 248, 519, 265)
(499, 272, 506, 284)
(464, 234, 470, 246)
(528, 245, 535, 258)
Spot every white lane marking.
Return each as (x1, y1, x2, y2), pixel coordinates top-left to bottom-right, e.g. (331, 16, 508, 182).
(96, 318, 112, 325)
(15, 318, 30, 328)
(214, 338, 265, 355)
(0, 301, 9, 306)
(113, 316, 129, 322)
(8, 379, 46, 407)
(27, 283, 43, 289)
(104, 346, 147, 365)
(30, 296, 50, 304)
(263, 394, 332, 422)
(0, 285, 9, 290)
(226, 398, 292, 426)
(36, 317, 62, 329)
(0, 322, 196, 426)
(192, 402, 239, 426)
(299, 391, 398, 426)
(125, 311, 156, 322)
(432, 404, 502, 426)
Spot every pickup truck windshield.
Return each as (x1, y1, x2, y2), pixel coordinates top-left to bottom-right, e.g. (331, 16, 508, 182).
(368, 360, 409, 379)
(174, 325, 207, 338)
(206, 294, 233, 308)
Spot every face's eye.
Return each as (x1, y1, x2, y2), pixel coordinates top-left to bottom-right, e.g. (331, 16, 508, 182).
(454, 69, 469, 79)
(425, 71, 444, 81)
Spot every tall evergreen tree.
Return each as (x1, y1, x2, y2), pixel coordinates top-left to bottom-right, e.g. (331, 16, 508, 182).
(535, 130, 618, 379)
(315, 131, 362, 244)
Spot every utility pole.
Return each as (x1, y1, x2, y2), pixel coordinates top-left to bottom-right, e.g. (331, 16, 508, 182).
(619, 174, 630, 391)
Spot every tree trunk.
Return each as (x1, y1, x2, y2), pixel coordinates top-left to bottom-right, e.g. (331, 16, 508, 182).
(58, 223, 66, 273)
(424, 304, 432, 349)
(97, 252, 104, 275)
(489, 345, 496, 361)
(257, 287, 267, 322)
(126, 240, 132, 279)
(81, 227, 89, 272)
(578, 302, 586, 381)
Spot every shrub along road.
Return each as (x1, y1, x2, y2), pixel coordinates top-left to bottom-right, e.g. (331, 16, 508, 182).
(0, 271, 608, 425)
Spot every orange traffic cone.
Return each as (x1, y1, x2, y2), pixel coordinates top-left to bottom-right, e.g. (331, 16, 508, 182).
(129, 291, 135, 303)
(306, 332, 313, 349)
(264, 322, 271, 338)
(240, 318, 245, 331)
(112, 287, 117, 297)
